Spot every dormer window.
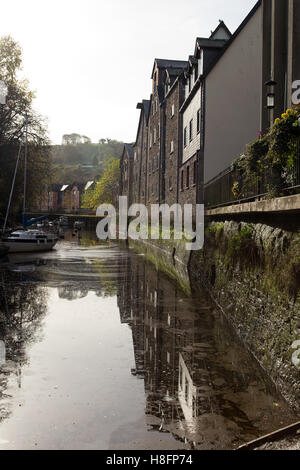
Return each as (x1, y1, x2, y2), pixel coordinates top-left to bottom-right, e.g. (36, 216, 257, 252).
(198, 50, 204, 76)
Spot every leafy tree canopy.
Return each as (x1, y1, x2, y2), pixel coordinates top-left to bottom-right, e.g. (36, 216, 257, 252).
(81, 159, 120, 210)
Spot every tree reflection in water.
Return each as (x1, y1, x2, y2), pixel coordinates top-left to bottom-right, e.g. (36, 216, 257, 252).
(0, 268, 48, 423)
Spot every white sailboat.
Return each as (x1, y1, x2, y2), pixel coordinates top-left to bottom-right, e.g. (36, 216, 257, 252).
(1, 114, 58, 253)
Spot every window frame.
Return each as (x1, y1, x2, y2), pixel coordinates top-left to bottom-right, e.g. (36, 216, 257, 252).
(186, 166, 190, 188)
(189, 119, 193, 142)
(197, 109, 201, 134)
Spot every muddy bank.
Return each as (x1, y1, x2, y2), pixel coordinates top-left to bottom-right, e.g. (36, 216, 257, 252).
(189, 220, 300, 412)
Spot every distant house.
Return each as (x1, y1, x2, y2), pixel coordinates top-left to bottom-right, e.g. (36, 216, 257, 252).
(60, 183, 86, 212)
(38, 182, 94, 212)
(48, 184, 61, 211)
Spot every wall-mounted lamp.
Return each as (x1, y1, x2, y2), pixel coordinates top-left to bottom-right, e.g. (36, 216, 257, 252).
(265, 79, 277, 109)
(267, 92, 275, 109)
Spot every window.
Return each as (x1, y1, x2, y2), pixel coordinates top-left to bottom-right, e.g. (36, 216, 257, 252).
(194, 66, 198, 82)
(193, 161, 197, 185)
(188, 76, 191, 93)
(181, 170, 184, 191)
(189, 119, 193, 142)
(170, 140, 174, 154)
(154, 127, 156, 144)
(186, 166, 190, 188)
(134, 152, 137, 161)
(169, 177, 173, 190)
(197, 109, 200, 134)
(171, 104, 175, 117)
(158, 122, 160, 140)
(184, 127, 187, 148)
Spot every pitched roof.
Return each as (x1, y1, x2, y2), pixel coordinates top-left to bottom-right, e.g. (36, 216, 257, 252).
(209, 20, 232, 40)
(203, 0, 262, 79)
(195, 37, 228, 54)
(137, 99, 150, 121)
(151, 58, 188, 78)
(136, 100, 151, 143)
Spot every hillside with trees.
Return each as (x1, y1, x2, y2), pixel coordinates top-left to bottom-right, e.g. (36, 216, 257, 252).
(51, 136, 123, 185)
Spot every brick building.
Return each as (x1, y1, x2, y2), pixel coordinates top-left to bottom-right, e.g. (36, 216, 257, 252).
(163, 68, 186, 207)
(119, 0, 300, 215)
(147, 59, 187, 206)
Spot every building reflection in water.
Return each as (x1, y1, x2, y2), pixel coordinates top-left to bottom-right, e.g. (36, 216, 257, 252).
(117, 254, 294, 450)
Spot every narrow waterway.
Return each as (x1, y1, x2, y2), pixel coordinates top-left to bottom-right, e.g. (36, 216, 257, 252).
(0, 229, 297, 450)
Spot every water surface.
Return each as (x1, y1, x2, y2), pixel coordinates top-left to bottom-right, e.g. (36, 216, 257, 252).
(0, 229, 297, 450)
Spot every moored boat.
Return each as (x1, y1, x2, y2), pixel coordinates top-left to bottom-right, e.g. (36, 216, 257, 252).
(2, 230, 58, 253)
(1, 115, 58, 254)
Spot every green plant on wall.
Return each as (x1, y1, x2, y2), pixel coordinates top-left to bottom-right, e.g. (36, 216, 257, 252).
(240, 107, 300, 197)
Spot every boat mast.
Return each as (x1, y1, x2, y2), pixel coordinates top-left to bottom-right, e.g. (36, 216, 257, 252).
(2, 138, 23, 234)
(23, 113, 28, 217)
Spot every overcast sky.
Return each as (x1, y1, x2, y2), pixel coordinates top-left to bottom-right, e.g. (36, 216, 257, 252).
(0, 0, 258, 144)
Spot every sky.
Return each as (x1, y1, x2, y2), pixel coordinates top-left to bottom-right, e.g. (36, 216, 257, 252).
(0, 0, 258, 145)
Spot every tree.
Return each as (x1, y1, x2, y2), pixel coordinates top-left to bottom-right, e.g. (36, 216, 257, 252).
(0, 35, 51, 218)
(81, 159, 120, 210)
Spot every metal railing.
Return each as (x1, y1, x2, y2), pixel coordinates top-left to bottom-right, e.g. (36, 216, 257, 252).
(204, 141, 300, 209)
